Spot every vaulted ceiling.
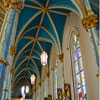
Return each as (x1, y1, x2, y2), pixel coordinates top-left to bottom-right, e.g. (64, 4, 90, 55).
(13, 0, 80, 86)
(11, 0, 98, 87)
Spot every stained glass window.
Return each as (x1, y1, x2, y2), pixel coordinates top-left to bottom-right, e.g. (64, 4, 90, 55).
(72, 35, 87, 100)
(53, 67, 57, 100)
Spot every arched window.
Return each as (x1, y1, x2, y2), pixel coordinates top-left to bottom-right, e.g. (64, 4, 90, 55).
(72, 35, 87, 100)
(53, 66, 57, 100)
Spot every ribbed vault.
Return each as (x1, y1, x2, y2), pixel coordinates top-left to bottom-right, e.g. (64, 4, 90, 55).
(13, 0, 81, 87)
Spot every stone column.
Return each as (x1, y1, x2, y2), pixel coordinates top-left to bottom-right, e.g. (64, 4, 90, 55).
(0, 0, 24, 100)
(58, 53, 64, 88)
(57, 53, 64, 99)
(82, 0, 99, 67)
(82, 1, 99, 99)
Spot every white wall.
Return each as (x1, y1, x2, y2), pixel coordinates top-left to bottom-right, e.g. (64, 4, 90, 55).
(62, 12, 98, 100)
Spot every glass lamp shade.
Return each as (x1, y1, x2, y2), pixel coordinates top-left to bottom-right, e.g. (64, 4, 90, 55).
(26, 86, 29, 94)
(23, 93, 25, 99)
(40, 51, 48, 66)
(31, 74, 35, 84)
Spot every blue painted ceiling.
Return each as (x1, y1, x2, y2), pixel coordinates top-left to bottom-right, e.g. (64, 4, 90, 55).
(14, 0, 80, 85)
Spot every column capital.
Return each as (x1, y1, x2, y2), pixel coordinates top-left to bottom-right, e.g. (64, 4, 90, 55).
(96, 72, 100, 77)
(4, 0, 24, 12)
(38, 82, 41, 87)
(3, 88, 8, 92)
(82, 14, 98, 31)
(0, 57, 9, 66)
(58, 53, 64, 63)
(10, 67, 15, 75)
(46, 71, 50, 78)
(9, 46, 16, 56)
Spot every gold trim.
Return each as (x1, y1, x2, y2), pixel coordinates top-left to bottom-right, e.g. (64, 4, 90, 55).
(76, 34, 80, 37)
(76, 0, 87, 16)
(46, 71, 50, 78)
(4, 0, 24, 12)
(33, 38, 38, 42)
(82, 14, 98, 31)
(0, 57, 9, 66)
(27, 56, 32, 59)
(58, 53, 64, 63)
(38, 25, 41, 29)
(9, 46, 16, 56)
(96, 72, 100, 77)
(39, 82, 41, 87)
(11, 79, 14, 84)
(10, 67, 15, 75)
(66, 48, 69, 50)
(87, 9, 93, 14)
(3, 88, 8, 92)
(42, 7, 48, 13)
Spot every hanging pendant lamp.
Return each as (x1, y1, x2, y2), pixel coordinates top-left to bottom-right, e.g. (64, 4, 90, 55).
(31, 74, 35, 84)
(41, 51, 48, 66)
(26, 86, 29, 94)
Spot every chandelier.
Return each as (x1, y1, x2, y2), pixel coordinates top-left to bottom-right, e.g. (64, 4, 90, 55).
(31, 74, 35, 84)
(26, 86, 29, 94)
(40, 51, 48, 66)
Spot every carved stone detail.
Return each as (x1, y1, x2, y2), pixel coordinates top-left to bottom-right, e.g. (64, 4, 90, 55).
(96, 72, 100, 77)
(0, 57, 9, 66)
(3, 88, 8, 92)
(46, 71, 50, 78)
(4, 0, 24, 12)
(42, 8, 48, 13)
(10, 46, 16, 56)
(82, 14, 98, 31)
(10, 67, 15, 75)
(58, 53, 64, 63)
(39, 82, 41, 87)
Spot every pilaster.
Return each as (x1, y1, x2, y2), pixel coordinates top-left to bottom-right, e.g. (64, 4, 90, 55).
(0, 0, 24, 99)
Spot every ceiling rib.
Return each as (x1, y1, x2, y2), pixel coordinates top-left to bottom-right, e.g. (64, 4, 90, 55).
(23, 0, 50, 78)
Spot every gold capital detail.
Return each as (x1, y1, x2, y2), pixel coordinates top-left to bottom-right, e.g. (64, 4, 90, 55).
(4, 0, 24, 11)
(46, 71, 50, 78)
(11, 79, 14, 84)
(96, 72, 100, 77)
(10, 46, 16, 56)
(82, 14, 98, 31)
(0, 57, 9, 66)
(10, 67, 15, 75)
(3, 88, 8, 92)
(58, 53, 64, 63)
(39, 82, 41, 87)
(34, 88, 36, 92)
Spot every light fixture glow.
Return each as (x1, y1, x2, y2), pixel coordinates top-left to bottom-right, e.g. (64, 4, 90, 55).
(31, 74, 35, 84)
(41, 51, 48, 66)
(26, 86, 29, 94)
(23, 93, 25, 99)
(21, 97, 23, 100)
